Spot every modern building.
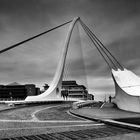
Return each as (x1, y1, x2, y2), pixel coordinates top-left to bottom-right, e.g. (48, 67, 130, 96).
(0, 82, 40, 100)
(61, 80, 94, 100)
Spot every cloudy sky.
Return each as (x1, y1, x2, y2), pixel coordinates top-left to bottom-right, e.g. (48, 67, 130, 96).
(0, 0, 140, 100)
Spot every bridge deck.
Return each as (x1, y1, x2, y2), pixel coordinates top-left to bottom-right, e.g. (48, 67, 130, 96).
(71, 106, 140, 120)
(70, 103, 140, 131)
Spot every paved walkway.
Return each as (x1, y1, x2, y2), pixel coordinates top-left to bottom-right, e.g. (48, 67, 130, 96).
(70, 104, 140, 131)
(1, 125, 134, 140)
(71, 106, 140, 120)
(0, 103, 139, 139)
(0, 103, 100, 139)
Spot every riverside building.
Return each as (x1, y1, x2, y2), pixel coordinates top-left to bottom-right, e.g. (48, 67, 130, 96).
(0, 82, 40, 100)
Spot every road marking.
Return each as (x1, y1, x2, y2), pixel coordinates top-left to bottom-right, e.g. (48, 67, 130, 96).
(0, 123, 105, 131)
(31, 104, 66, 121)
(67, 110, 90, 121)
(31, 104, 91, 122)
(0, 119, 93, 123)
(0, 104, 92, 123)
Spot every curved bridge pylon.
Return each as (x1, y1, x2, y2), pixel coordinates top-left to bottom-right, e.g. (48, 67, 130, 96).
(25, 17, 80, 101)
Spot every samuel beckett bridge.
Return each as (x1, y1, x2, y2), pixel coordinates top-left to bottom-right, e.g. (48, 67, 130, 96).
(0, 17, 140, 139)
(0, 17, 140, 113)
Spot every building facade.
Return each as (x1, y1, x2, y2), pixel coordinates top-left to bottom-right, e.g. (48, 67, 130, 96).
(0, 82, 40, 100)
(61, 80, 94, 100)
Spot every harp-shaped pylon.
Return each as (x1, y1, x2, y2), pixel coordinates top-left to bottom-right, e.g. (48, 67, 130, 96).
(1, 17, 140, 112)
(25, 17, 80, 101)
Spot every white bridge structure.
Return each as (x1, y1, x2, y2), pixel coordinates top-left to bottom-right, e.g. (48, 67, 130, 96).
(25, 17, 80, 102)
(0, 17, 140, 113)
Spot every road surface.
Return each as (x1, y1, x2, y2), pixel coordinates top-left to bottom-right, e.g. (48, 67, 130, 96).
(0, 102, 136, 139)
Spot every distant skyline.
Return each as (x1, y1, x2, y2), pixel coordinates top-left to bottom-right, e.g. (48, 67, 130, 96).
(0, 0, 140, 100)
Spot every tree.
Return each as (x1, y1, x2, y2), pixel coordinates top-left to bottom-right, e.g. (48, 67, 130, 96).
(43, 84, 49, 91)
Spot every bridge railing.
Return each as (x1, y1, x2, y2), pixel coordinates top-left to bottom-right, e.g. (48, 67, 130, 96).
(72, 100, 103, 109)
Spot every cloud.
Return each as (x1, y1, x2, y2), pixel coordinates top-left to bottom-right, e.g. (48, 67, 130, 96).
(0, 0, 139, 99)
(108, 34, 140, 70)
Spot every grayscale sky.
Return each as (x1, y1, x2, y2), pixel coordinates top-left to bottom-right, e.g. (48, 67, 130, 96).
(0, 0, 140, 100)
